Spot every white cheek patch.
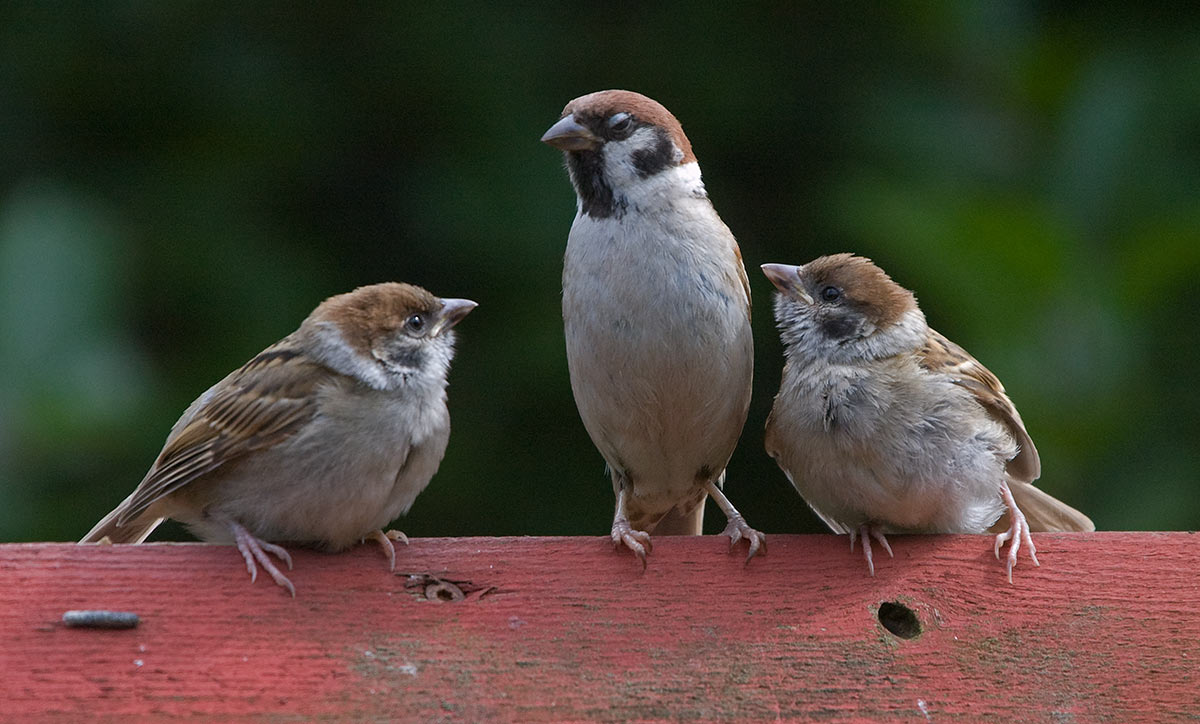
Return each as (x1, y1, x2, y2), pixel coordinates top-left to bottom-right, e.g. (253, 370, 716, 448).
(778, 303, 928, 365)
(602, 126, 682, 189)
(377, 334, 458, 392)
(838, 307, 928, 363)
(312, 321, 390, 390)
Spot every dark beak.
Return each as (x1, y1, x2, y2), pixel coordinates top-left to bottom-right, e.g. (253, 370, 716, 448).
(540, 114, 601, 152)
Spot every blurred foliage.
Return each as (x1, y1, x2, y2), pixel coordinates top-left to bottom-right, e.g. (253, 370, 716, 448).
(1, 1, 1196, 543)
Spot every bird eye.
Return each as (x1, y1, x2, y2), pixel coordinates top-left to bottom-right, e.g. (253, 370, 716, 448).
(607, 112, 633, 136)
(821, 286, 842, 302)
(404, 314, 427, 335)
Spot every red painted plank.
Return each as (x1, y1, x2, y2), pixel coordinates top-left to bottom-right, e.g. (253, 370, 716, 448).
(2, 534, 1197, 722)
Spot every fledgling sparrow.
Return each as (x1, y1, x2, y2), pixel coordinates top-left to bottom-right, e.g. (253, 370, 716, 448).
(762, 254, 1093, 581)
(81, 283, 476, 596)
(541, 89, 765, 565)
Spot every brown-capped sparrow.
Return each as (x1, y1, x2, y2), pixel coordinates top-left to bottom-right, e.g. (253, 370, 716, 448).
(762, 254, 1093, 582)
(81, 283, 476, 596)
(541, 89, 765, 565)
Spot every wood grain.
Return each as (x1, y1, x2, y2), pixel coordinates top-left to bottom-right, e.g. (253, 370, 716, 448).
(2, 534, 1196, 722)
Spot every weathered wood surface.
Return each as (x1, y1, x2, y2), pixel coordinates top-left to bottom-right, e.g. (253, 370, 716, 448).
(2, 534, 1197, 722)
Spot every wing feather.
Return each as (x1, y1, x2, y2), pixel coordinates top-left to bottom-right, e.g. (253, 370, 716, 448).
(116, 343, 330, 525)
(917, 329, 1041, 482)
(733, 243, 752, 321)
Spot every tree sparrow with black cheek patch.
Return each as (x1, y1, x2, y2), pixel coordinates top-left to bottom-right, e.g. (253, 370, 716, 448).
(762, 254, 1093, 581)
(542, 89, 765, 566)
(81, 283, 476, 596)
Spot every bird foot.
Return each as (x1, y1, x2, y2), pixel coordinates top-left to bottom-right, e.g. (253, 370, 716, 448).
(364, 529, 409, 572)
(849, 524, 893, 577)
(702, 479, 766, 564)
(611, 519, 653, 569)
(995, 482, 1039, 583)
(231, 522, 295, 597)
(720, 514, 767, 564)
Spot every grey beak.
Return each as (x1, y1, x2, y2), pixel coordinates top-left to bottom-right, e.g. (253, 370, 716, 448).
(540, 114, 602, 152)
(761, 263, 814, 305)
(434, 298, 478, 335)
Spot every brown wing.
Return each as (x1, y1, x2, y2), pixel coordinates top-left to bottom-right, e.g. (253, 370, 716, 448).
(732, 242, 752, 322)
(918, 329, 1041, 482)
(115, 344, 329, 526)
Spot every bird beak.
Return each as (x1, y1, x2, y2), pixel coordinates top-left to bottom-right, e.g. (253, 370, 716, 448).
(540, 114, 601, 152)
(433, 298, 478, 336)
(760, 263, 813, 305)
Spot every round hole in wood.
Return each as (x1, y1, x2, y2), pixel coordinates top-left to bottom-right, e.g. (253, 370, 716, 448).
(425, 581, 465, 602)
(878, 601, 921, 639)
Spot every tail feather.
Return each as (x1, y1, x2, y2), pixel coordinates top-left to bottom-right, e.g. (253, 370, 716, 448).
(80, 495, 165, 544)
(991, 481, 1095, 534)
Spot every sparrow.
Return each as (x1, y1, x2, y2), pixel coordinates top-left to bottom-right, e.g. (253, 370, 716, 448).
(81, 283, 476, 596)
(761, 254, 1093, 581)
(541, 89, 765, 565)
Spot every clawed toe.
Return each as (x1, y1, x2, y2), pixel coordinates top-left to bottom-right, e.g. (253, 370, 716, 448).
(721, 516, 767, 564)
(996, 482, 1040, 583)
(365, 529, 408, 572)
(852, 524, 892, 577)
(702, 481, 766, 564)
(611, 522, 652, 569)
(231, 522, 296, 597)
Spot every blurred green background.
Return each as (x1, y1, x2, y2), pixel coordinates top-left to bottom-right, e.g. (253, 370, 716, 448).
(2, 2, 1197, 543)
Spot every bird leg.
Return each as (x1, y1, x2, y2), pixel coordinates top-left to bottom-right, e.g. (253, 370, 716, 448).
(704, 480, 767, 563)
(229, 521, 295, 597)
(995, 480, 1039, 583)
(849, 524, 893, 577)
(611, 486, 652, 568)
(364, 529, 409, 572)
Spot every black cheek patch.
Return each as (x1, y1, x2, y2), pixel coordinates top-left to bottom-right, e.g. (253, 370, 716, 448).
(387, 344, 426, 371)
(632, 129, 676, 179)
(821, 315, 859, 340)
